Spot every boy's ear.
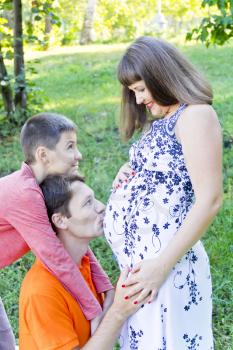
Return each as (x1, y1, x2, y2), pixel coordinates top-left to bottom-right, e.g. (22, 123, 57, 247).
(35, 146, 50, 164)
(51, 213, 68, 230)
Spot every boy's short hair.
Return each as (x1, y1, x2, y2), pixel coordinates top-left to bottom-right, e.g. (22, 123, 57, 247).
(40, 174, 84, 231)
(20, 112, 77, 164)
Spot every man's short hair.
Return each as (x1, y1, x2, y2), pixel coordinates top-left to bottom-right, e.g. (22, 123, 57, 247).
(40, 174, 84, 231)
(20, 112, 77, 164)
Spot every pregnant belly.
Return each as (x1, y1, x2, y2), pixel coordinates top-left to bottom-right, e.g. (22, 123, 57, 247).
(104, 177, 171, 254)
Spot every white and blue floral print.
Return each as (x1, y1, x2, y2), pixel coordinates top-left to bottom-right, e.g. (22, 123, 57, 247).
(104, 104, 214, 349)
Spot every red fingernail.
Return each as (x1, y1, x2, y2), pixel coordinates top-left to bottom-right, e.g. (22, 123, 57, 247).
(148, 301, 151, 304)
(125, 296, 129, 300)
(122, 284, 126, 288)
(125, 179, 128, 183)
(132, 171, 136, 176)
(134, 301, 138, 304)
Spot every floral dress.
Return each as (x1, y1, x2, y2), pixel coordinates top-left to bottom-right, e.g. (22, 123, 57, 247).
(104, 104, 214, 350)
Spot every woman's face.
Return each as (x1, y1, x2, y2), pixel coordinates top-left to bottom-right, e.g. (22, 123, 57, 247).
(128, 80, 170, 117)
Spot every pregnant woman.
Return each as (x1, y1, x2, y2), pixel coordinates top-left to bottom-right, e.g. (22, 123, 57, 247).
(104, 37, 222, 349)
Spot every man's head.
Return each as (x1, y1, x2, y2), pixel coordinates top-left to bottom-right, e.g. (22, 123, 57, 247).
(40, 175, 105, 240)
(20, 113, 82, 175)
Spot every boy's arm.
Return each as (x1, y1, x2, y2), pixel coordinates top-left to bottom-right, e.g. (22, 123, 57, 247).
(5, 186, 103, 319)
(87, 248, 113, 293)
(0, 230, 30, 268)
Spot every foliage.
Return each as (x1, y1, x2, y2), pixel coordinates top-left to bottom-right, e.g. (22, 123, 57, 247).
(0, 0, 60, 134)
(93, 0, 208, 42)
(0, 1, 14, 59)
(186, 0, 233, 46)
(20, 0, 212, 45)
(0, 42, 232, 349)
(56, 0, 86, 45)
(94, 0, 154, 42)
(23, 0, 61, 49)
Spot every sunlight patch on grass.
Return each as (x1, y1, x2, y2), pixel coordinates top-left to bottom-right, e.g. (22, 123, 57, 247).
(24, 43, 128, 61)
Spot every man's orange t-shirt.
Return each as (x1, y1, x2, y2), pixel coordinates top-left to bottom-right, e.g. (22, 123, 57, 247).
(19, 256, 103, 350)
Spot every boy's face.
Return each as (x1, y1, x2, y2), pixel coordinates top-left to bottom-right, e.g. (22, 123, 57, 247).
(47, 131, 82, 176)
(64, 181, 105, 240)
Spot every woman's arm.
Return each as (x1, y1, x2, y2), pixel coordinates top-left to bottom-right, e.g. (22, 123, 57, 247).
(123, 105, 223, 301)
(160, 104, 222, 271)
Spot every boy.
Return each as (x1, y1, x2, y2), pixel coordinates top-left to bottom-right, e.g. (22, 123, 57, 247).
(0, 113, 113, 348)
(19, 175, 147, 349)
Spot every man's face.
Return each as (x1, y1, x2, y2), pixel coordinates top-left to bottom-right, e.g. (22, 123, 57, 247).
(47, 131, 82, 176)
(65, 181, 105, 239)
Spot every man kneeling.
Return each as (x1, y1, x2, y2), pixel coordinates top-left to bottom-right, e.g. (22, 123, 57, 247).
(19, 175, 148, 349)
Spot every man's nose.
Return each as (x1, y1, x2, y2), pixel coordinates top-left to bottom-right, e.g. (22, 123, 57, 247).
(96, 200, 105, 213)
(75, 148, 82, 161)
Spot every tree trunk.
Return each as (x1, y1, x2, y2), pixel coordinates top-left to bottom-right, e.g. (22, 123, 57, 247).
(43, 15, 52, 49)
(0, 44, 14, 116)
(80, 0, 96, 45)
(13, 0, 26, 110)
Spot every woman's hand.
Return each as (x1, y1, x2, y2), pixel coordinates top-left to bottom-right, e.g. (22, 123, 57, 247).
(122, 258, 169, 304)
(112, 162, 135, 188)
(111, 267, 151, 318)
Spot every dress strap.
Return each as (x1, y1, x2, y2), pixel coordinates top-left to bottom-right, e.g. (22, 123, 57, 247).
(166, 103, 187, 136)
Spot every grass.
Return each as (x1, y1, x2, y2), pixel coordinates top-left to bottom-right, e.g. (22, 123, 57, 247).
(0, 41, 232, 349)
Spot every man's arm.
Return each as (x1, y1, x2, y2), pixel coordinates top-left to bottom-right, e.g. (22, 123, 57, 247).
(90, 289, 115, 335)
(79, 268, 150, 350)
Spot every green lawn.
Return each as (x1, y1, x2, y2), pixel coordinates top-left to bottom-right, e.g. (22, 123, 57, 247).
(0, 42, 232, 349)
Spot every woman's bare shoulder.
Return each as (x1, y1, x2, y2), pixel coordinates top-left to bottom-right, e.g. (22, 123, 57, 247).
(178, 104, 220, 129)
(176, 104, 221, 142)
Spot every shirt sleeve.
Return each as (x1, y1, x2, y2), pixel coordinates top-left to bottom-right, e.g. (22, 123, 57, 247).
(5, 185, 102, 319)
(87, 248, 113, 293)
(0, 230, 30, 268)
(25, 293, 80, 350)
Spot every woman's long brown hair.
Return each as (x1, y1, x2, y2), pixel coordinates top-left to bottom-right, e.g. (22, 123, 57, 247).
(118, 36, 213, 141)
